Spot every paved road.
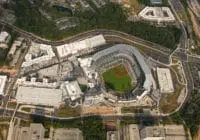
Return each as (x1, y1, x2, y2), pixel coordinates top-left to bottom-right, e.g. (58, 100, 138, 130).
(0, 20, 171, 53)
(169, 0, 194, 113)
(0, 15, 194, 119)
(0, 108, 164, 122)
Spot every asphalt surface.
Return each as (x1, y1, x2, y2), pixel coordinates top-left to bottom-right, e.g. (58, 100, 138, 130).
(0, 20, 171, 53)
(0, 108, 164, 122)
(169, 0, 194, 112)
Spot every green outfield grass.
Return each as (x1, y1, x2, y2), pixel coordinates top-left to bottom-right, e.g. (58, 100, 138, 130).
(102, 64, 133, 92)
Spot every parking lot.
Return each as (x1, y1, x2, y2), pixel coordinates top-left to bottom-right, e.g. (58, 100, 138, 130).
(189, 62, 200, 88)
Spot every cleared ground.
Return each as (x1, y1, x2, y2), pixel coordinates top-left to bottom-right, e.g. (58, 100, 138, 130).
(128, 0, 144, 14)
(103, 64, 133, 92)
(159, 68, 185, 114)
(0, 124, 8, 140)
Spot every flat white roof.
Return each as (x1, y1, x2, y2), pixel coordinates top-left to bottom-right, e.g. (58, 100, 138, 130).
(16, 86, 63, 107)
(0, 31, 9, 43)
(22, 42, 55, 67)
(129, 124, 140, 140)
(139, 7, 175, 23)
(157, 67, 174, 93)
(65, 81, 83, 101)
(56, 35, 106, 58)
(0, 75, 7, 95)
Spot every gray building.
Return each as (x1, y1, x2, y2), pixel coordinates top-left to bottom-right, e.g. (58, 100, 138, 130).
(150, 0, 162, 5)
(50, 128, 83, 140)
(13, 123, 45, 140)
(122, 124, 140, 140)
(140, 126, 165, 140)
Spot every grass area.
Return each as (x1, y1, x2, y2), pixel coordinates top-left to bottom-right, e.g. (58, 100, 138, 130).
(0, 124, 9, 140)
(159, 83, 183, 114)
(0, 117, 11, 122)
(171, 65, 186, 84)
(121, 107, 143, 114)
(31, 116, 106, 140)
(79, 84, 87, 92)
(7, 102, 17, 109)
(120, 117, 157, 126)
(21, 107, 31, 112)
(57, 107, 81, 117)
(103, 64, 133, 92)
(128, 0, 144, 13)
(11, 1, 181, 49)
(41, 4, 73, 20)
(120, 119, 139, 126)
(159, 67, 185, 114)
(165, 90, 200, 138)
(20, 119, 33, 127)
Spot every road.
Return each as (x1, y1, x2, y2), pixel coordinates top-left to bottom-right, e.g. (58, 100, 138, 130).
(169, 0, 194, 113)
(0, 20, 171, 53)
(0, 14, 194, 120)
(0, 108, 164, 122)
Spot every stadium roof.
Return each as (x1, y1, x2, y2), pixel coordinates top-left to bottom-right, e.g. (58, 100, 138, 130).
(92, 44, 156, 92)
(16, 86, 63, 107)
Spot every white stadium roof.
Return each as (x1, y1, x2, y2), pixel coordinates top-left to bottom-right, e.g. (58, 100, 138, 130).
(16, 86, 63, 107)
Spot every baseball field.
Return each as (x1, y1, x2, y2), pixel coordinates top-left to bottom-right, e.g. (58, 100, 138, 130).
(102, 64, 133, 92)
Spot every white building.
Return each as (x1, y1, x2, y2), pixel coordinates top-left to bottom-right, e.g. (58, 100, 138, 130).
(56, 35, 106, 58)
(16, 77, 57, 88)
(22, 42, 55, 67)
(139, 7, 175, 23)
(0, 75, 7, 95)
(13, 123, 45, 140)
(78, 57, 98, 80)
(15, 86, 63, 107)
(0, 31, 10, 49)
(8, 37, 23, 57)
(157, 67, 174, 93)
(63, 81, 83, 101)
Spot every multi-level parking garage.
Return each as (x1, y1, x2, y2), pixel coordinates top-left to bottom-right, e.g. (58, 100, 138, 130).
(91, 44, 156, 101)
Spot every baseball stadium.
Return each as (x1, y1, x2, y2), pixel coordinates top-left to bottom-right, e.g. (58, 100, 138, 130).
(91, 44, 156, 101)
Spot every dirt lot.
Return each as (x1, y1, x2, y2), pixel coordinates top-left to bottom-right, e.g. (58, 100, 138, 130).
(194, 128, 200, 140)
(82, 105, 118, 115)
(0, 66, 17, 77)
(188, 8, 200, 38)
